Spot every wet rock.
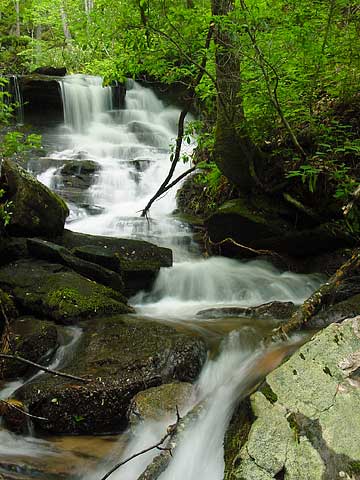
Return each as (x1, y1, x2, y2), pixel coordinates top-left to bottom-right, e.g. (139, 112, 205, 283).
(57, 160, 100, 190)
(27, 238, 125, 293)
(0, 159, 69, 238)
(16, 316, 206, 434)
(196, 301, 297, 320)
(0, 259, 132, 324)
(226, 316, 360, 479)
(57, 230, 173, 295)
(1, 317, 58, 379)
(18, 75, 63, 120)
(128, 382, 193, 426)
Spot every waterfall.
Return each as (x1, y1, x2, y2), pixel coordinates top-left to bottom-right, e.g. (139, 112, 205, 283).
(3, 76, 24, 125)
(53, 75, 195, 259)
(21, 75, 327, 480)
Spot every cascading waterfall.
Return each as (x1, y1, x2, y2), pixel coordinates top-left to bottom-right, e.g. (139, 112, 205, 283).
(49, 75, 196, 259)
(0, 74, 326, 479)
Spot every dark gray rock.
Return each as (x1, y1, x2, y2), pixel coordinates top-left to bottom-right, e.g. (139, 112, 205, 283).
(57, 230, 173, 295)
(27, 238, 125, 293)
(196, 301, 297, 320)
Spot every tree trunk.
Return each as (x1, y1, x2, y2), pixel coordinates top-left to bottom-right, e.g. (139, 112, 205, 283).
(14, 0, 20, 36)
(211, 0, 261, 191)
(60, 1, 72, 42)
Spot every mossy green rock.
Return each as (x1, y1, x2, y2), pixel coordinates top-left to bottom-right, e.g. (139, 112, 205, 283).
(226, 316, 360, 479)
(0, 159, 69, 238)
(57, 229, 173, 295)
(0, 259, 132, 324)
(2, 316, 58, 379)
(128, 382, 193, 426)
(16, 316, 206, 434)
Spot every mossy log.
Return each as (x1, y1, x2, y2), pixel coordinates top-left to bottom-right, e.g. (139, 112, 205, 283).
(272, 248, 360, 338)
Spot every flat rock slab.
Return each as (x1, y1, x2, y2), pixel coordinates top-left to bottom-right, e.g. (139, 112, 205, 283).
(196, 301, 296, 320)
(0, 259, 132, 324)
(57, 230, 173, 295)
(16, 316, 206, 434)
(227, 316, 360, 479)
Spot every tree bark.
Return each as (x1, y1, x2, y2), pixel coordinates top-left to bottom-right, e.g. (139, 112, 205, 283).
(14, 0, 20, 36)
(60, 1, 72, 42)
(211, 0, 261, 191)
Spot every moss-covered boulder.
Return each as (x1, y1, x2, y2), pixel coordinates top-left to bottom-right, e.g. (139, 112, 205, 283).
(206, 196, 354, 258)
(128, 382, 194, 426)
(0, 259, 132, 324)
(0, 159, 69, 238)
(1, 316, 58, 379)
(225, 316, 360, 479)
(57, 230, 173, 295)
(15, 316, 206, 434)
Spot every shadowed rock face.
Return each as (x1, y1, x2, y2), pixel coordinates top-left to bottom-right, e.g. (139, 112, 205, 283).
(225, 316, 360, 480)
(15, 316, 207, 435)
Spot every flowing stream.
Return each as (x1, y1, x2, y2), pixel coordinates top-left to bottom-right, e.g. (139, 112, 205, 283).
(1, 75, 325, 479)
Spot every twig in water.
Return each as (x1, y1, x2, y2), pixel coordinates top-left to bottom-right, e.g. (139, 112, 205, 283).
(99, 408, 182, 480)
(0, 398, 48, 421)
(0, 353, 91, 383)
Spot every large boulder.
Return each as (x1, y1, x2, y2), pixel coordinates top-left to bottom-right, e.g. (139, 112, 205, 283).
(225, 316, 360, 480)
(0, 259, 132, 324)
(0, 159, 69, 238)
(15, 316, 207, 434)
(57, 230, 173, 295)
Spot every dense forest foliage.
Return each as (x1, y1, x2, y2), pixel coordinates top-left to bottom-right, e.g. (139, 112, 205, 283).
(0, 0, 359, 233)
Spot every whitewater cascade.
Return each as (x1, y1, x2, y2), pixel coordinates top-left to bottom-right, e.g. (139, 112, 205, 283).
(0, 75, 325, 480)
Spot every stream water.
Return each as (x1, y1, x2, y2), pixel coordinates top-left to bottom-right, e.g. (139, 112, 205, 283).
(0, 75, 324, 480)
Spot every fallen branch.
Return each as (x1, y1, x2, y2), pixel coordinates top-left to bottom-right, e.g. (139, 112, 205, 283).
(0, 353, 91, 383)
(99, 408, 182, 480)
(271, 248, 360, 339)
(207, 235, 282, 258)
(0, 398, 48, 422)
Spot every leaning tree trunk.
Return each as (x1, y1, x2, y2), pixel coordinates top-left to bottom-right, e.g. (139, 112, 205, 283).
(211, 0, 261, 191)
(272, 248, 360, 339)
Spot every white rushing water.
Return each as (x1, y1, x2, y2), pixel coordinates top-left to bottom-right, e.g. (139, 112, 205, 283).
(42, 75, 196, 260)
(8, 75, 325, 480)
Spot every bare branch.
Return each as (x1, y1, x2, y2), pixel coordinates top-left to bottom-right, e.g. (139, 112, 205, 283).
(141, 23, 214, 217)
(99, 412, 181, 480)
(0, 353, 91, 383)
